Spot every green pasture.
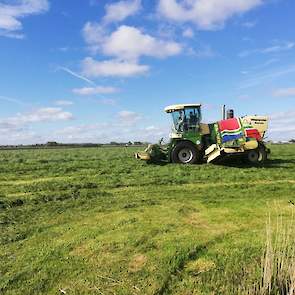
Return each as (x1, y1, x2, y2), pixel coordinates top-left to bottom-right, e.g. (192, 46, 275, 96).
(1, 144, 295, 294)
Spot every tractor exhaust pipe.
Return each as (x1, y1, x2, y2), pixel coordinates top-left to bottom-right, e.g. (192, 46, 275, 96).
(222, 105, 226, 120)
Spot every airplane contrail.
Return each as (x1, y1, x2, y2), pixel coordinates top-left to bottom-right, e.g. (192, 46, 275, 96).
(58, 66, 96, 85)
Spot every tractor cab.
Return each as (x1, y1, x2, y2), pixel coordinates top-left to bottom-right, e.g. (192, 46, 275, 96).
(164, 104, 202, 136)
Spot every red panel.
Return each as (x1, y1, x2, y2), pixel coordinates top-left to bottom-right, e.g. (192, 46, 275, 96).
(246, 129, 262, 141)
(218, 118, 240, 131)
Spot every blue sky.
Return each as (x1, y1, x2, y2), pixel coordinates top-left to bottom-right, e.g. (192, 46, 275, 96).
(0, 0, 294, 144)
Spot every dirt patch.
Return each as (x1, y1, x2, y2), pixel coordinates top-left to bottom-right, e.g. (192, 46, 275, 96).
(129, 254, 147, 272)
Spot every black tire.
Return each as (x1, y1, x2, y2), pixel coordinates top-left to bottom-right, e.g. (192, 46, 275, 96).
(246, 144, 267, 165)
(171, 141, 199, 164)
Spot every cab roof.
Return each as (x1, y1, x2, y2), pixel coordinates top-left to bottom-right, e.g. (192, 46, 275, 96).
(164, 104, 201, 113)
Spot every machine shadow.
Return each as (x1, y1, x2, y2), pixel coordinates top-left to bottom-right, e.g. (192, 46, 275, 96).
(147, 158, 294, 168)
(215, 158, 295, 169)
(146, 160, 169, 166)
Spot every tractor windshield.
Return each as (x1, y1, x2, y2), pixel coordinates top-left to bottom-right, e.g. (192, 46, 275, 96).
(172, 107, 201, 132)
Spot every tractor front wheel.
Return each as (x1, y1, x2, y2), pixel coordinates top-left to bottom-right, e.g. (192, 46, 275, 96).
(171, 142, 199, 164)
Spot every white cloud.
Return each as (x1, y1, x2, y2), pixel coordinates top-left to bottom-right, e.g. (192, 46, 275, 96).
(251, 59, 279, 70)
(273, 88, 295, 97)
(187, 44, 215, 58)
(239, 64, 295, 89)
(262, 42, 295, 54)
(58, 47, 69, 52)
(82, 22, 105, 52)
(0, 95, 26, 106)
(99, 98, 117, 106)
(0, 107, 73, 130)
(82, 57, 149, 77)
(157, 0, 262, 30)
(0, 30, 25, 39)
(242, 37, 252, 42)
(0, 108, 169, 144)
(83, 25, 182, 61)
(0, 0, 49, 38)
(268, 110, 295, 140)
(240, 59, 280, 76)
(0, 128, 42, 145)
(241, 21, 257, 28)
(103, 25, 182, 60)
(55, 100, 74, 106)
(81, 25, 182, 77)
(103, 0, 141, 23)
(118, 110, 142, 125)
(239, 41, 295, 57)
(15, 107, 73, 124)
(52, 121, 169, 144)
(52, 118, 169, 144)
(0, 107, 74, 144)
(182, 27, 194, 38)
(72, 86, 119, 95)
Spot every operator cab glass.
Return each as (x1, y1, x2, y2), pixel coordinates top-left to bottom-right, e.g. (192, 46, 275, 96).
(171, 107, 201, 133)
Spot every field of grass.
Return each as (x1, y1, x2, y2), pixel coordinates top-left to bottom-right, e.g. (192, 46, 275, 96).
(1, 144, 295, 295)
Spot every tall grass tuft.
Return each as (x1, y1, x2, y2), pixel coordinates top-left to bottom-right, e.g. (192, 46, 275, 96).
(244, 211, 295, 295)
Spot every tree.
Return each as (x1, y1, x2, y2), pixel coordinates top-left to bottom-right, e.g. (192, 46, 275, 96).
(46, 141, 58, 146)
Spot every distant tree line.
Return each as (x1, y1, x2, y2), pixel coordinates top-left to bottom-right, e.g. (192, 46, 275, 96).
(266, 139, 295, 144)
(0, 141, 149, 150)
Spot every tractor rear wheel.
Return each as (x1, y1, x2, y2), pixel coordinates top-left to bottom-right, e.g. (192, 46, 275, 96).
(171, 142, 199, 164)
(246, 144, 267, 165)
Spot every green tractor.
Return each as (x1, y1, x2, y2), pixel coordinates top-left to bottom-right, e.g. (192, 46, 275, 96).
(135, 104, 270, 164)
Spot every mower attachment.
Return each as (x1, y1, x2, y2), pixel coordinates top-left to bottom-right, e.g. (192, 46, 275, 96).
(134, 151, 151, 161)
